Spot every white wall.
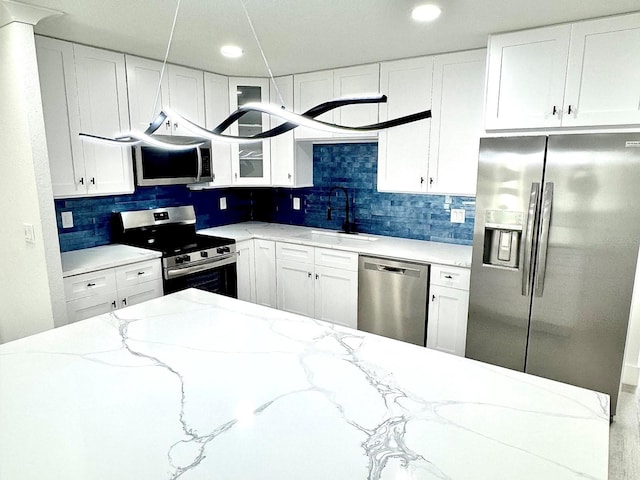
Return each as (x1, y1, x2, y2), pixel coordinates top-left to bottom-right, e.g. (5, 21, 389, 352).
(0, 21, 66, 343)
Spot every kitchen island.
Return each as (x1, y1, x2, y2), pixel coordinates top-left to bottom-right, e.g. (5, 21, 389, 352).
(0, 289, 608, 479)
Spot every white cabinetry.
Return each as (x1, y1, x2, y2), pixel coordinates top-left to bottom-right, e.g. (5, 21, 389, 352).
(377, 56, 433, 193)
(36, 37, 134, 198)
(485, 12, 640, 130)
(293, 64, 379, 140)
(276, 243, 358, 328)
(204, 72, 233, 186)
(427, 265, 470, 356)
(125, 55, 205, 135)
(270, 76, 313, 187)
(64, 259, 163, 323)
(429, 49, 486, 195)
(236, 240, 256, 302)
(254, 239, 277, 308)
(228, 77, 271, 185)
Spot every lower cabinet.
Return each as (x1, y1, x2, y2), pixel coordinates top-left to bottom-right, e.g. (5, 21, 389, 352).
(276, 242, 358, 329)
(64, 259, 163, 323)
(236, 239, 277, 308)
(427, 265, 470, 356)
(236, 240, 256, 302)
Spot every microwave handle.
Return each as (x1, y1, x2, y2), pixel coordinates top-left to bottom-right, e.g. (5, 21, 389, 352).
(196, 148, 203, 182)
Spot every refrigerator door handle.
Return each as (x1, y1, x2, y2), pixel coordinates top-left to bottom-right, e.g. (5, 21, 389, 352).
(521, 182, 540, 296)
(534, 182, 554, 297)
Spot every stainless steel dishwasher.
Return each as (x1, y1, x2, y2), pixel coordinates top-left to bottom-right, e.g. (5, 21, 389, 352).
(358, 256, 429, 346)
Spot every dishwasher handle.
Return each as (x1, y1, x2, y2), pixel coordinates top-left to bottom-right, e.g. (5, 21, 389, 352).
(364, 261, 423, 278)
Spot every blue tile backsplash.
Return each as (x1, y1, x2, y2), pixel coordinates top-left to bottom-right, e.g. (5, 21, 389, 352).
(54, 143, 475, 252)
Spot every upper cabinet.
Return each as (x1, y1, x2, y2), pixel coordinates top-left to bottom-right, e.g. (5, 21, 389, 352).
(36, 37, 134, 198)
(293, 64, 379, 141)
(429, 49, 486, 195)
(203, 72, 233, 186)
(485, 12, 640, 130)
(228, 77, 271, 185)
(377, 56, 434, 193)
(270, 75, 313, 187)
(125, 55, 205, 135)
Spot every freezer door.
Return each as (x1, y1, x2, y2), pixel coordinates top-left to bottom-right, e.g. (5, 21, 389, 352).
(466, 136, 547, 370)
(526, 133, 640, 415)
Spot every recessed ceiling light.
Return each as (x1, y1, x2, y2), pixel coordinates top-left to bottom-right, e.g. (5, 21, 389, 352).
(220, 45, 243, 58)
(411, 4, 442, 22)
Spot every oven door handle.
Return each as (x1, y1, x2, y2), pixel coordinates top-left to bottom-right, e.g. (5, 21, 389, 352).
(165, 253, 237, 280)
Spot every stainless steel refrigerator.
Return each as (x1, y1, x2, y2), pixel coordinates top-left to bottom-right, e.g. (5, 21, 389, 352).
(466, 133, 640, 416)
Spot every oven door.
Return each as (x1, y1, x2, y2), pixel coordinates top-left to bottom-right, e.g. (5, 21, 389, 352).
(163, 254, 237, 298)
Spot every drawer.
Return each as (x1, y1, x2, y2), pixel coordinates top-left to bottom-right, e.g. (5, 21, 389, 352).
(315, 247, 358, 271)
(430, 265, 470, 290)
(115, 259, 162, 288)
(276, 242, 314, 263)
(64, 268, 117, 301)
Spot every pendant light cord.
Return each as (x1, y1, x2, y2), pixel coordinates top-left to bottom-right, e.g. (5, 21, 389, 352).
(238, 0, 285, 107)
(151, 0, 182, 122)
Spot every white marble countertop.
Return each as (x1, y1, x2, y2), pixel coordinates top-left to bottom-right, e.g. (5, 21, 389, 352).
(61, 244, 162, 278)
(199, 222, 473, 268)
(0, 289, 609, 479)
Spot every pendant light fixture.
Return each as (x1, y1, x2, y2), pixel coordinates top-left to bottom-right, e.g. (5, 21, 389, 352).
(79, 0, 431, 149)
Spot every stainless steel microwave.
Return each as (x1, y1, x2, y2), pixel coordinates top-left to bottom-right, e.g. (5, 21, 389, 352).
(134, 139, 213, 186)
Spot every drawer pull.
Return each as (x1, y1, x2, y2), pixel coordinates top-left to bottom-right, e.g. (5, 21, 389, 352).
(111, 301, 116, 308)
(444, 275, 453, 279)
(87, 282, 96, 287)
(137, 271, 145, 275)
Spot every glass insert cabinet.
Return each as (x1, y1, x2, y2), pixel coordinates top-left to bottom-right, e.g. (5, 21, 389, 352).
(228, 77, 271, 185)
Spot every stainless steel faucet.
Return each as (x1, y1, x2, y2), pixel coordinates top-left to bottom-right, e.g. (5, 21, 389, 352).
(327, 186, 354, 234)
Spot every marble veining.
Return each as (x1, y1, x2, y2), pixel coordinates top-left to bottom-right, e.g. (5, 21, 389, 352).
(0, 289, 608, 479)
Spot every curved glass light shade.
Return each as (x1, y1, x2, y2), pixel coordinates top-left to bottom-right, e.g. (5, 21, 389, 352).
(79, 95, 431, 149)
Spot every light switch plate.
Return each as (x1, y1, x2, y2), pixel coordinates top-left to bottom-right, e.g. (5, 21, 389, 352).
(61, 211, 74, 228)
(23, 223, 35, 244)
(450, 209, 465, 223)
(219, 197, 227, 210)
(293, 197, 301, 210)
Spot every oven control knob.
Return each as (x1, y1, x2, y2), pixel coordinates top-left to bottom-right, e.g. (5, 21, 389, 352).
(216, 247, 225, 254)
(182, 255, 191, 263)
(175, 256, 184, 264)
(223, 246, 231, 253)
(201, 251, 209, 258)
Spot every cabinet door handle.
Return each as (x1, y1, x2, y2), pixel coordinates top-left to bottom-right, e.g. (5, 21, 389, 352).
(174, 122, 178, 129)
(90, 177, 95, 185)
(430, 177, 434, 185)
(567, 105, 573, 115)
(111, 300, 116, 308)
(165, 120, 171, 129)
(87, 282, 96, 288)
(552, 105, 557, 115)
(288, 173, 292, 180)
(79, 177, 84, 185)
(308, 272, 312, 278)
(122, 298, 127, 306)
(315, 273, 319, 280)
(420, 177, 425, 184)
(432, 294, 436, 302)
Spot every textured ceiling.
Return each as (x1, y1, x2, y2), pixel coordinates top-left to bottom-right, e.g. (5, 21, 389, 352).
(15, 0, 640, 76)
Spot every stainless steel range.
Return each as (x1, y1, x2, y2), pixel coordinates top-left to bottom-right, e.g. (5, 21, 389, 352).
(113, 206, 237, 297)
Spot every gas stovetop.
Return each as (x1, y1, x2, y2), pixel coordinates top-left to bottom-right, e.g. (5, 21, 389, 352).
(112, 206, 235, 261)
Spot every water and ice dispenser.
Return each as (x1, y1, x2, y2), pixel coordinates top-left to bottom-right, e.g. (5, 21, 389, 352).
(482, 210, 524, 269)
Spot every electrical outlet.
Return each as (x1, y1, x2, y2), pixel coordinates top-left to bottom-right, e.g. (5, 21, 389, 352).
(219, 197, 227, 210)
(293, 197, 301, 210)
(61, 211, 74, 228)
(450, 209, 466, 223)
(23, 223, 35, 244)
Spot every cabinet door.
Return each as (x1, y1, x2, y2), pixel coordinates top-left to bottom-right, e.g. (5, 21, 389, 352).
(293, 70, 334, 140)
(204, 72, 232, 186)
(484, 25, 571, 130)
(314, 265, 358, 329)
(236, 240, 256, 302)
(427, 285, 469, 356)
(125, 55, 171, 134)
(66, 291, 116, 323)
(276, 260, 314, 317)
(167, 64, 205, 135)
(229, 77, 271, 185)
(378, 57, 433, 193)
(35, 36, 86, 198)
(74, 45, 134, 196)
(332, 64, 380, 139)
(119, 279, 163, 309)
(563, 13, 640, 127)
(270, 75, 296, 186)
(429, 50, 486, 196)
(254, 239, 277, 308)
